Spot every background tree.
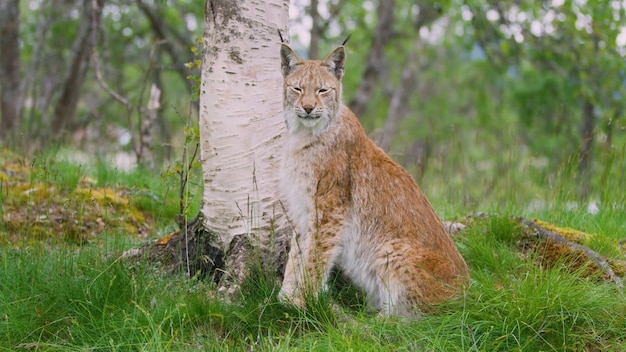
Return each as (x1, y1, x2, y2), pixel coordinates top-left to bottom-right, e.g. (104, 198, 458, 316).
(0, 0, 21, 143)
(7, 1, 202, 161)
(51, 0, 106, 139)
(301, 0, 625, 207)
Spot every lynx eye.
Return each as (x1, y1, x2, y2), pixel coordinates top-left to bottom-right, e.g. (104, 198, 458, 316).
(291, 86, 302, 93)
(318, 88, 329, 94)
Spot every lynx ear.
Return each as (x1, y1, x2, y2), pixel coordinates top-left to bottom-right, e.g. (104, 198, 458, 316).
(322, 46, 346, 80)
(280, 44, 303, 77)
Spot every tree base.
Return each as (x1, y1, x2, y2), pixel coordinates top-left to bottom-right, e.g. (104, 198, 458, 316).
(123, 212, 225, 282)
(123, 212, 290, 298)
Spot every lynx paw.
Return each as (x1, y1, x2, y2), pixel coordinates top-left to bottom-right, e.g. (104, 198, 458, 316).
(278, 286, 306, 308)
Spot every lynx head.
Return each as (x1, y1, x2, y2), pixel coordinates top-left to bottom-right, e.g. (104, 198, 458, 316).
(280, 44, 345, 135)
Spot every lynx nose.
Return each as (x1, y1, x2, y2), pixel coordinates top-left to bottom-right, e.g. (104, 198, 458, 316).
(303, 105, 314, 114)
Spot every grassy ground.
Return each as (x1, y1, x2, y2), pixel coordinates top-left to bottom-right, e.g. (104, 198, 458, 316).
(1, 148, 625, 351)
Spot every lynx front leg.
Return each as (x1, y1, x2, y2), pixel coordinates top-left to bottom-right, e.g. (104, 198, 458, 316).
(279, 231, 311, 307)
(279, 210, 345, 307)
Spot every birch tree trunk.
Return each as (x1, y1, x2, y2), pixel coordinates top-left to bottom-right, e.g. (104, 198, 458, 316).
(199, 0, 290, 289)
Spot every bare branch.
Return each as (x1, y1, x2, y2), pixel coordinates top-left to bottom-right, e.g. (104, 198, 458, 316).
(94, 51, 130, 107)
(136, 0, 192, 92)
(309, 0, 320, 59)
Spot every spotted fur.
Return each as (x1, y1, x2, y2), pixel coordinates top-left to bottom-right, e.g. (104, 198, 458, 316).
(278, 44, 469, 316)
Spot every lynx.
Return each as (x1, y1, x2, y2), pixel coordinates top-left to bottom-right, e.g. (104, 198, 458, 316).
(278, 43, 469, 316)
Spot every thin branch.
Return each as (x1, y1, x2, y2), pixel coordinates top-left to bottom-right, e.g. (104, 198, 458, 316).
(94, 50, 131, 107)
(51, 0, 105, 136)
(309, 0, 320, 59)
(136, 0, 192, 92)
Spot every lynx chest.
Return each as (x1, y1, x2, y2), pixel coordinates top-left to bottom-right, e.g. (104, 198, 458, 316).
(279, 138, 331, 235)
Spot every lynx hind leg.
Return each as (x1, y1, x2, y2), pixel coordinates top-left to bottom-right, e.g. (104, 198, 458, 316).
(365, 275, 420, 318)
(383, 258, 465, 317)
(364, 255, 458, 317)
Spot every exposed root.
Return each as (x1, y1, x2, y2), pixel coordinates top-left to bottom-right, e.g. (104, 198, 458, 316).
(123, 213, 225, 282)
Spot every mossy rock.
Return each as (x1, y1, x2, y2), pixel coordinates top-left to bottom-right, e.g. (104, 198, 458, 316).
(458, 214, 625, 285)
(523, 218, 626, 283)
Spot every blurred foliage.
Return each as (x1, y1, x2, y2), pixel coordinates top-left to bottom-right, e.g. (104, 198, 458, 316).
(304, 0, 626, 208)
(12, 0, 203, 161)
(4, 0, 625, 210)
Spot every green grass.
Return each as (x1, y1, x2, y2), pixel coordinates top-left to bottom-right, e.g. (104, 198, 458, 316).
(2, 215, 625, 350)
(1, 147, 625, 350)
(0, 240, 216, 350)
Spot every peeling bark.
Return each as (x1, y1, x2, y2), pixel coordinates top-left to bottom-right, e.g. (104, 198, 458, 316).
(199, 0, 290, 291)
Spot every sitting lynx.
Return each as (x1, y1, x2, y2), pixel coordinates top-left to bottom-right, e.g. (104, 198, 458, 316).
(278, 43, 469, 316)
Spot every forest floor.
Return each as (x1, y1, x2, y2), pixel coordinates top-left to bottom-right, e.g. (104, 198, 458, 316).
(1, 148, 625, 351)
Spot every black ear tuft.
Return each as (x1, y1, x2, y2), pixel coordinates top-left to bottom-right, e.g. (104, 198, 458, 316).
(341, 34, 351, 46)
(322, 46, 346, 80)
(280, 44, 303, 77)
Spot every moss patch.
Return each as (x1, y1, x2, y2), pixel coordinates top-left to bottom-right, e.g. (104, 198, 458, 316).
(532, 218, 592, 242)
(0, 150, 153, 246)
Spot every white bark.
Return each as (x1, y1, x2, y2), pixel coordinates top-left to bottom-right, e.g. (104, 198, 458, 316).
(199, 0, 289, 250)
